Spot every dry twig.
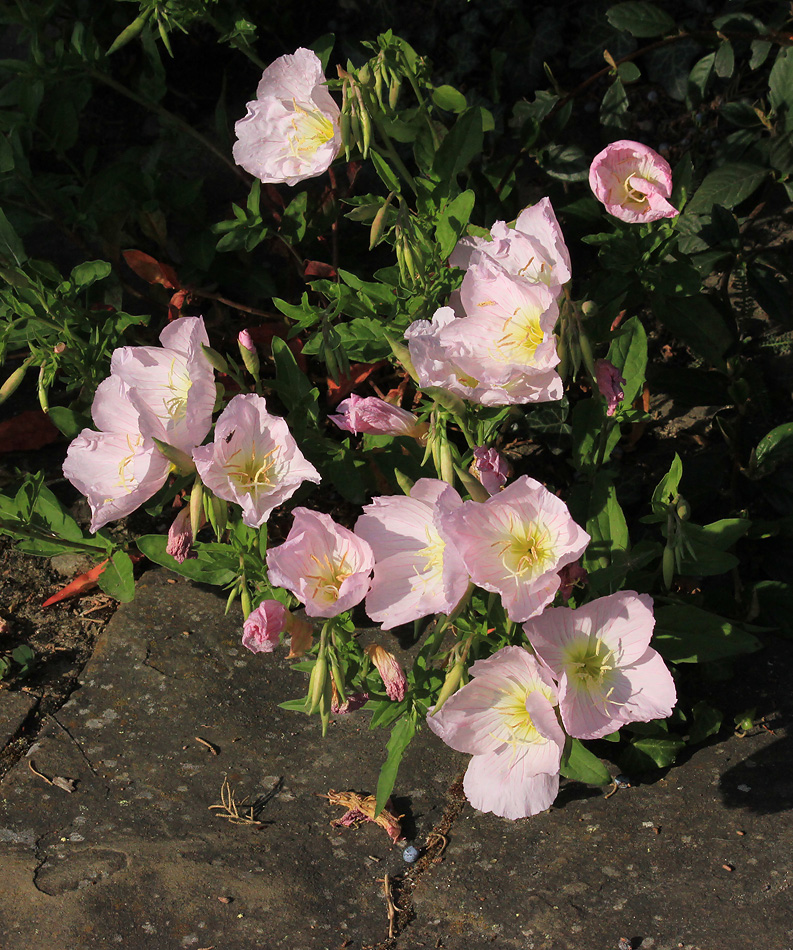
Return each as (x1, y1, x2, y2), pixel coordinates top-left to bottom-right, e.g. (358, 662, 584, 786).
(208, 776, 263, 826)
(378, 873, 398, 938)
(195, 736, 219, 755)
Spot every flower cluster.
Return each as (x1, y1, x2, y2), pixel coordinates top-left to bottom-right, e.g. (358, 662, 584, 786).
(429, 592, 675, 819)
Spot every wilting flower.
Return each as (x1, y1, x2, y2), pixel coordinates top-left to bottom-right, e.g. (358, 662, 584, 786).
(331, 686, 369, 715)
(63, 376, 171, 533)
(242, 600, 289, 654)
(266, 508, 374, 617)
(193, 394, 321, 528)
(427, 646, 565, 819)
(405, 305, 562, 406)
(330, 394, 426, 439)
(557, 560, 588, 603)
(589, 140, 678, 224)
(110, 316, 216, 454)
(440, 476, 590, 622)
(450, 197, 572, 295)
(233, 47, 342, 186)
(355, 479, 469, 629)
(595, 359, 626, 416)
(166, 505, 195, 563)
(525, 591, 676, 740)
(365, 644, 408, 701)
(471, 446, 510, 495)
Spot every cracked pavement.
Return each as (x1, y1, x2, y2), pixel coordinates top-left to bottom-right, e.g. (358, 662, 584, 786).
(1, 569, 792, 950)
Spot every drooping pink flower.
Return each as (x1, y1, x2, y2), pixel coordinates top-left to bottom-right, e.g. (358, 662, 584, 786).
(242, 600, 290, 654)
(471, 446, 510, 495)
(427, 646, 565, 819)
(331, 688, 369, 715)
(192, 394, 321, 528)
(63, 376, 171, 533)
(266, 508, 374, 617)
(233, 48, 342, 186)
(450, 197, 572, 295)
(405, 305, 562, 406)
(439, 476, 590, 622)
(557, 560, 588, 603)
(330, 394, 426, 439)
(525, 591, 676, 740)
(166, 505, 195, 563)
(110, 316, 216, 454)
(595, 359, 626, 416)
(589, 140, 678, 224)
(355, 479, 469, 629)
(365, 644, 407, 701)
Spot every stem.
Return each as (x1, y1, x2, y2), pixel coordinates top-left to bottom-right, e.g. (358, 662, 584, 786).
(87, 68, 246, 182)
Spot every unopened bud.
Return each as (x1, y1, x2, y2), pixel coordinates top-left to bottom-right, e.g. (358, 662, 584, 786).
(237, 330, 260, 378)
(364, 644, 407, 701)
(189, 480, 204, 542)
(432, 660, 463, 714)
(152, 438, 196, 475)
(0, 360, 31, 405)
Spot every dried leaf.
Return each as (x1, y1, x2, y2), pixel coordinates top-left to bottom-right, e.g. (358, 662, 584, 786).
(325, 789, 404, 844)
(51, 776, 78, 793)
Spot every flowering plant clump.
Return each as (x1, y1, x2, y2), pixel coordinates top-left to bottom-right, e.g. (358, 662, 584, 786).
(1, 6, 788, 827)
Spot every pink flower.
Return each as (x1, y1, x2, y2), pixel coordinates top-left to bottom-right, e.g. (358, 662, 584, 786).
(471, 446, 510, 495)
(266, 508, 374, 617)
(525, 592, 677, 740)
(405, 305, 562, 406)
(331, 689, 369, 715)
(595, 359, 626, 416)
(192, 394, 321, 528)
(365, 644, 407, 701)
(110, 316, 216, 454)
(233, 48, 342, 186)
(242, 600, 289, 654)
(439, 476, 590, 622)
(557, 560, 588, 603)
(589, 140, 678, 224)
(166, 505, 195, 563)
(450, 197, 572, 294)
(330, 394, 425, 439)
(63, 376, 171, 532)
(354, 479, 469, 629)
(426, 646, 565, 819)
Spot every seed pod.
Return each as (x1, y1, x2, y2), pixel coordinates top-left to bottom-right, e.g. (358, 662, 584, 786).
(37, 365, 49, 413)
(578, 331, 597, 382)
(309, 654, 328, 714)
(389, 73, 401, 110)
(340, 111, 352, 161)
(369, 192, 394, 250)
(556, 334, 569, 380)
(190, 481, 204, 542)
(0, 360, 30, 405)
(432, 660, 464, 714)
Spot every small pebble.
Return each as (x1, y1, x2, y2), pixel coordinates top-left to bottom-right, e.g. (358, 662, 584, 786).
(722, 863, 734, 872)
(616, 774, 632, 788)
(402, 845, 420, 864)
(218, 896, 233, 904)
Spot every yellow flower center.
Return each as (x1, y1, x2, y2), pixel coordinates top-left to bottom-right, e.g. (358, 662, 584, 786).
(496, 516, 556, 580)
(305, 551, 352, 606)
(289, 102, 335, 159)
(563, 633, 620, 712)
(491, 681, 555, 752)
(414, 527, 446, 591)
(225, 446, 277, 495)
(162, 357, 192, 423)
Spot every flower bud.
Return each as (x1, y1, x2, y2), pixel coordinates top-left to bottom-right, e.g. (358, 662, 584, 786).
(166, 506, 195, 564)
(471, 446, 510, 495)
(237, 329, 260, 378)
(594, 359, 626, 417)
(0, 360, 30, 405)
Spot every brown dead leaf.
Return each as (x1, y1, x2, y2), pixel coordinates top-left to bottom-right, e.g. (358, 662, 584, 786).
(324, 789, 404, 844)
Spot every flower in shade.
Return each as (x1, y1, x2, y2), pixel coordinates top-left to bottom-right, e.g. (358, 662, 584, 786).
(589, 140, 678, 224)
(192, 394, 321, 528)
(63, 375, 171, 533)
(471, 446, 510, 495)
(439, 476, 590, 622)
(365, 644, 408, 701)
(354, 479, 469, 629)
(233, 47, 342, 186)
(426, 646, 565, 819)
(450, 197, 572, 295)
(525, 591, 676, 740)
(330, 394, 426, 439)
(242, 600, 290, 654)
(266, 508, 375, 617)
(110, 316, 216, 454)
(595, 359, 626, 416)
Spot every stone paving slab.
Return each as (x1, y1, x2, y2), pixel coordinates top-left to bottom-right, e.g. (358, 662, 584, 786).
(0, 689, 38, 749)
(1, 568, 792, 950)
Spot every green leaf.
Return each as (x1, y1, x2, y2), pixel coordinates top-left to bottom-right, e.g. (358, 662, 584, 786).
(752, 422, 793, 477)
(686, 163, 769, 215)
(687, 53, 715, 105)
(572, 400, 620, 473)
(435, 189, 476, 260)
(752, 580, 793, 638)
(280, 191, 308, 244)
(0, 207, 26, 265)
(47, 406, 93, 439)
(584, 473, 630, 582)
(560, 738, 611, 785)
(607, 315, 647, 406)
(433, 107, 483, 183)
(688, 700, 722, 744)
(97, 550, 136, 602)
(370, 149, 402, 193)
(431, 85, 467, 113)
(70, 260, 111, 289)
(714, 40, 734, 79)
(651, 453, 682, 514)
(136, 535, 236, 585)
(600, 78, 629, 130)
(375, 713, 416, 815)
(607, 2, 675, 37)
(621, 735, 685, 771)
(684, 518, 750, 550)
(311, 33, 335, 72)
(653, 604, 762, 663)
(769, 47, 793, 119)
(270, 336, 320, 424)
(278, 697, 311, 714)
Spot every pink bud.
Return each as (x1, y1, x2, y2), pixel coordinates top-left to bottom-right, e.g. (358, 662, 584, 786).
(330, 394, 425, 438)
(238, 329, 255, 352)
(365, 644, 407, 701)
(166, 506, 195, 563)
(595, 359, 626, 416)
(471, 446, 510, 494)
